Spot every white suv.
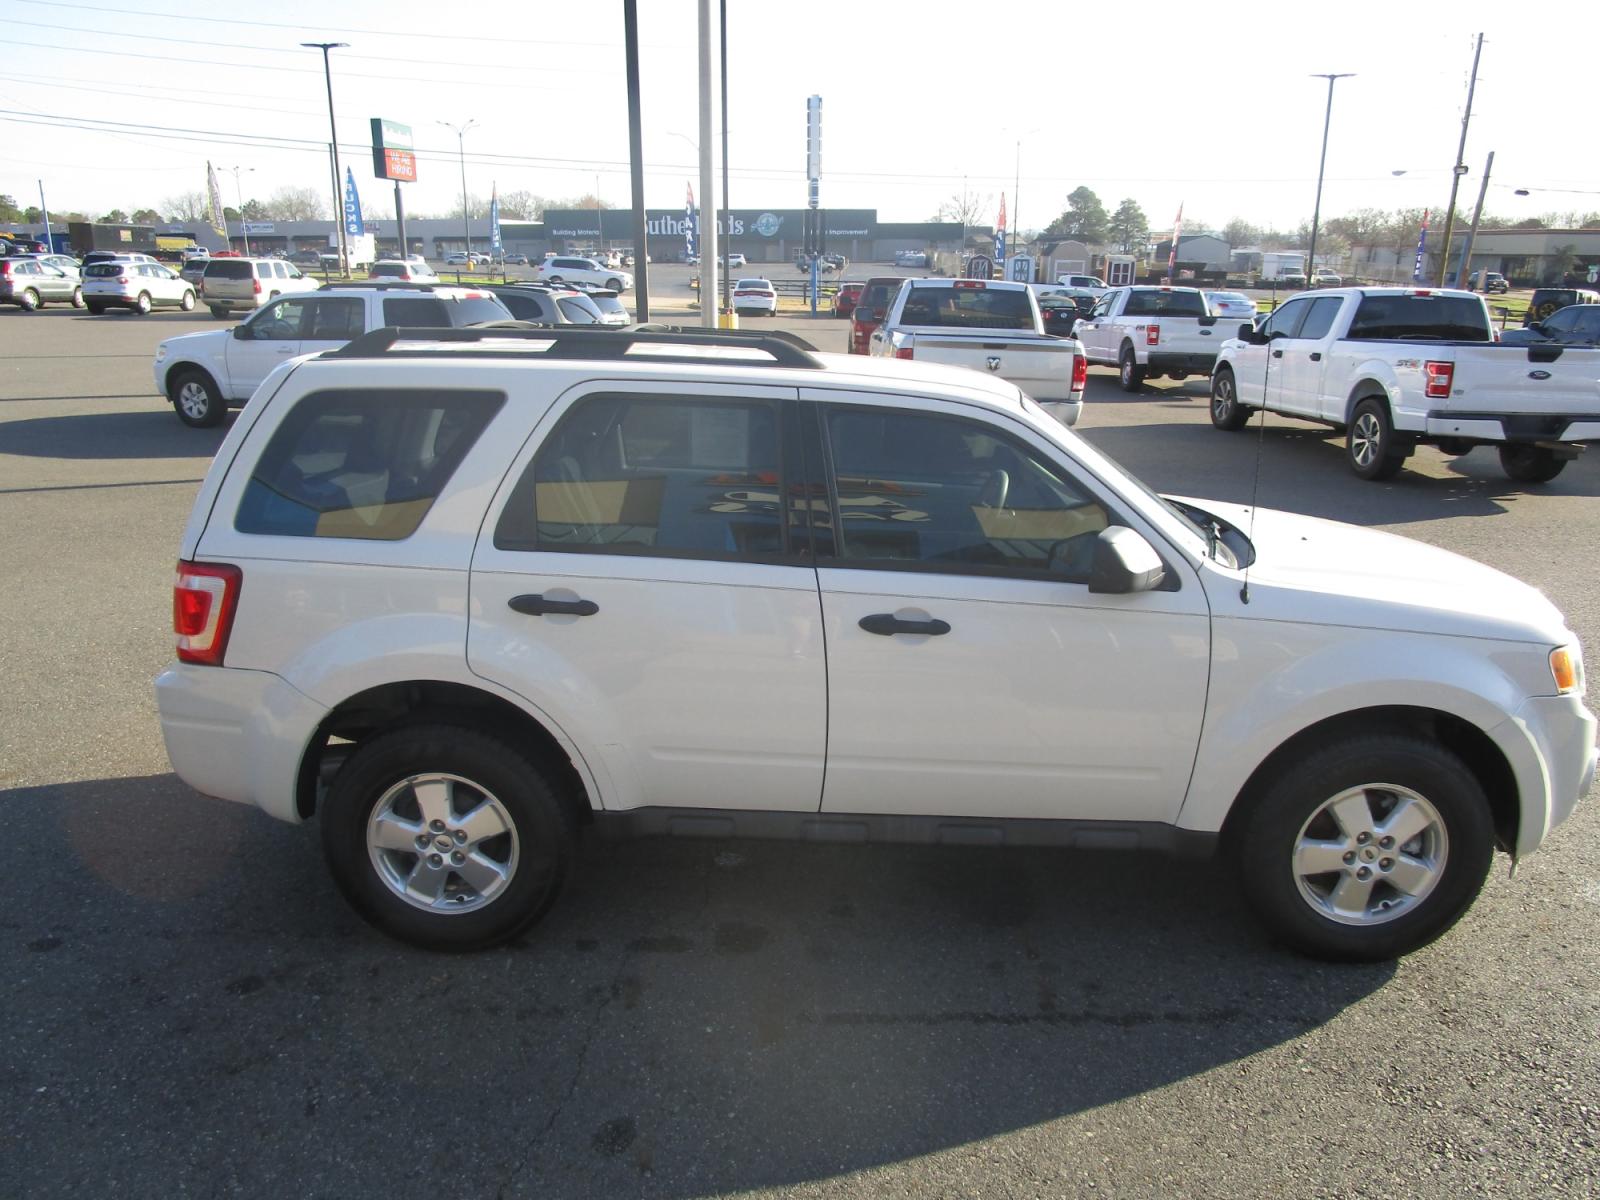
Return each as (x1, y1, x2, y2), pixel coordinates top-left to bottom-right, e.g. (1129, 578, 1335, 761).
(154, 326, 1596, 959)
(536, 255, 634, 292)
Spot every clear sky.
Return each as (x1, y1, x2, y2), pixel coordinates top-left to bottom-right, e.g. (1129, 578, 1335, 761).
(3, 0, 1597, 234)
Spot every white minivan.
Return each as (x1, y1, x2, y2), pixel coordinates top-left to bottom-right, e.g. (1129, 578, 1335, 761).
(154, 326, 1595, 960)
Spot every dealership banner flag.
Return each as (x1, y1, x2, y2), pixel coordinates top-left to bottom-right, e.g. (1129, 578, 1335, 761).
(490, 185, 502, 254)
(1167, 203, 1184, 278)
(685, 183, 697, 259)
(343, 167, 365, 238)
(1412, 210, 1430, 281)
(996, 192, 1007, 264)
(205, 162, 227, 237)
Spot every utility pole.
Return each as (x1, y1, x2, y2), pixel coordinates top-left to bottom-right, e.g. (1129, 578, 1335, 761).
(623, 0, 650, 320)
(696, 0, 717, 329)
(719, 0, 731, 321)
(1456, 149, 1494, 289)
(1306, 73, 1354, 283)
(302, 43, 349, 272)
(1435, 32, 1483, 287)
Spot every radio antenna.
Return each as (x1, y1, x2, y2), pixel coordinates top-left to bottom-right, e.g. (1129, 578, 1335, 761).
(1239, 317, 1274, 604)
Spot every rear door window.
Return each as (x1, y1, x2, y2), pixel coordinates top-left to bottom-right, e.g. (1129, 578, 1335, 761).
(1292, 296, 1343, 341)
(236, 389, 504, 540)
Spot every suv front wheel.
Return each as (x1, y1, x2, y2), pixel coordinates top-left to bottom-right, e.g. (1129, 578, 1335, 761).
(1231, 733, 1494, 961)
(321, 725, 575, 951)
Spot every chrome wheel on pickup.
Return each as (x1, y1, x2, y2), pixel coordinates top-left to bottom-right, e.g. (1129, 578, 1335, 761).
(1210, 367, 1250, 431)
(1347, 398, 1406, 481)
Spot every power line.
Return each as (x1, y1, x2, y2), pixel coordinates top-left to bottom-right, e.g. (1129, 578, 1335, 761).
(11, 0, 685, 49)
(14, 17, 622, 76)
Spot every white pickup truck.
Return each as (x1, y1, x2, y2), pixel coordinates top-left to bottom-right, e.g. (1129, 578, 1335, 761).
(868, 277, 1087, 425)
(1073, 286, 1232, 391)
(1210, 286, 1600, 483)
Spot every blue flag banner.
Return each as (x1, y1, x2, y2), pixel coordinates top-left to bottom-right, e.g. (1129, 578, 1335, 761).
(490, 190, 502, 254)
(1412, 210, 1430, 282)
(343, 167, 365, 238)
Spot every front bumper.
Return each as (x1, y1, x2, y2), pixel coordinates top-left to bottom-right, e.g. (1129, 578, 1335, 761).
(155, 663, 329, 824)
(1502, 692, 1597, 857)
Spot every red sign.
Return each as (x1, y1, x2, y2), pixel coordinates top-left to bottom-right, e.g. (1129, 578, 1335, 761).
(381, 148, 417, 183)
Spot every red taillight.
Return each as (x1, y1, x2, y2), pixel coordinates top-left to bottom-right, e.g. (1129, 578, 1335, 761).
(117, 275, 130, 285)
(894, 346, 914, 360)
(0, 261, 10, 278)
(173, 561, 242, 667)
(1146, 324, 1160, 346)
(252, 277, 262, 294)
(953, 280, 984, 289)
(1071, 353, 1087, 393)
(1412, 289, 1432, 296)
(1424, 360, 1454, 399)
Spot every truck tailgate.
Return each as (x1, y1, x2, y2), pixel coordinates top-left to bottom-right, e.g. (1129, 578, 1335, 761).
(1432, 345, 1600, 441)
(907, 334, 1076, 397)
(1148, 319, 1228, 355)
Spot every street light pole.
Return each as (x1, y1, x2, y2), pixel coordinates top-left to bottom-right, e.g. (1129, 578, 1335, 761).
(1436, 32, 1484, 286)
(302, 42, 349, 272)
(224, 166, 254, 256)
(1306, 73, 1354, 283)
(438, 119, 478, 264)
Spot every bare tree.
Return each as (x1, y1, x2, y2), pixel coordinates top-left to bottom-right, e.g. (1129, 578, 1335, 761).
(265, 187, 327, 221)
(162, 191, 208, 222)
(932, 191, 991, 229)
(497, 189, 544, 219)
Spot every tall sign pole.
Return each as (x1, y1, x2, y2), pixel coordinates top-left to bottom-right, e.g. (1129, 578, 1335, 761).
(623, 0, 650, 320)
(807, 94, 821, 316)
(1306, 72, 1354, 284)
(697, 0, 717, 329)
(1436, 33, 1483, 287)
(371, 118, 417, 260)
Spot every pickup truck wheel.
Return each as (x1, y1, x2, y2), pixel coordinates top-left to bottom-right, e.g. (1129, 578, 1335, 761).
(1231, 733, 1493, 961)
(209, 306, 229, 319)
(1210, 368, 1251, 431)
(1347, 398, 1405, 481)
(1118, 345, 1146, 392)
(321, 724, 575, 951)
(169, 369, 225, 428)
(1498, 444, 1566, 483)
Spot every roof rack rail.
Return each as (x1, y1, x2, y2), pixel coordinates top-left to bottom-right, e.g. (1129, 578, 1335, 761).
(316, 280, 456, 291)
(330, 323, 824, 368)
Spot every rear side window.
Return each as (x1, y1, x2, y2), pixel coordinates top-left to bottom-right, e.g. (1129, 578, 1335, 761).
(450, 296, 514, 325)
(495, 394, 785, 560)
(1122, 290, 1208, 317)
(557, 296, 600, 323)
(1346, 296, 1489, 342)
(204, 260, 253, 280)
(383, 296, 451, 326)
(235, 389, 504, 540)
(898, 285, 1034, 330)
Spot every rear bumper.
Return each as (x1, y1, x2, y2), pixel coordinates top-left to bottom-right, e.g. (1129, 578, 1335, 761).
(1038, 399, 1084, 427)
(1425, 411, 1600, 444)
(1146, 351, 1218, 375)
(155, 663, 328, 824)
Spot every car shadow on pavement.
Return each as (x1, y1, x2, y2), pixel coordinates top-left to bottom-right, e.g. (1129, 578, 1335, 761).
(1083, 417, 1600, 525)
(6, 773, 1393, 1198)
(0, 409, 228, 460)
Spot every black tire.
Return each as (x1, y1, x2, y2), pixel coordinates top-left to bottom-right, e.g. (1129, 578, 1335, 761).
(180, 289, 196, 312)
(547, 275, 564, 285)
(1231, 733, 1494, 961)
(1210, 368, 1251, 431)
(86, 302, 107, 315)
(1435, 437, 1474, 457)
(209, 306, 229, 319)
(70, 286, 85, 309)
(1498, 443, 1566, 483)
(1118, 344, 1146, 392)
(18, 287, 39, 311)
(169, 367, 226, 428)
(1347, 397, 1406, 481)
(320, 724, 575, 951)
(606, 277, 622, 291)
(135, 291, 152, 316)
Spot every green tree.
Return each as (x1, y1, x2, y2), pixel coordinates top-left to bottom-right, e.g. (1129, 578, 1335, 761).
(131, 207, 162, 225)
(23, 205, 43, 223)
(101, 209, 130, 223)
(1043, 187, 1109, 243)
(241, 199, 270, 221)
(0, 194, 23, 222)
(1107, 198, 1148, 252)
(1222, 218, 1262, 248)
(222, 206, 241, 222)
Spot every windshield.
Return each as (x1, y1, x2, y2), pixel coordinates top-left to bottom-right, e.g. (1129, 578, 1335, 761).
(899, 285, 1035, 329)
(1346, 295, 1489, 342)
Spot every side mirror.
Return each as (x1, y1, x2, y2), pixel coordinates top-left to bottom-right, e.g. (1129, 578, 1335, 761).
(1528, 321, 1545, 334)
(1238, 324, 1268, 345)
(232, 323, 249, 340)
(1087, 526, 1166, 594)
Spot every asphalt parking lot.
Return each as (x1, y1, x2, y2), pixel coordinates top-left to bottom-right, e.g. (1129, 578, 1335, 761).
(2, 299, 1597, 1198)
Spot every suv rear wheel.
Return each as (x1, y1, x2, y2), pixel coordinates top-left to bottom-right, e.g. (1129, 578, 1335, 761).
(321, 724, 575, 951)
